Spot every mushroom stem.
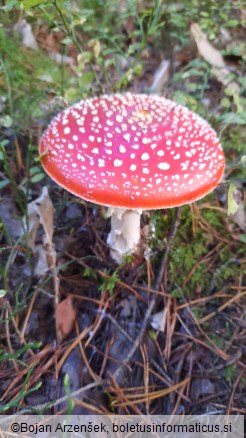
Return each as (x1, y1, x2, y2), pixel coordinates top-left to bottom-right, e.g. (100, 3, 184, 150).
(106, 207, 142, 263)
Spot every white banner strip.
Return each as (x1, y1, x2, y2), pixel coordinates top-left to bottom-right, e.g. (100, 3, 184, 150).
(0, 414, 243, 437)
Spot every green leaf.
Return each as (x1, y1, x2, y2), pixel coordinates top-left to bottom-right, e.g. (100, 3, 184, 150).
(0, 115, 13, 128)
(0, 179, 10, 189)
(227, 183, 243, 216)
(83, 266, 97, 280)
(0, 290, 7, 298)
(79, 72, 94, 88)
(63, 373, 74, 414)
(219, 112, 246, 125)
(22, 0, 49, 7)
(0, 342, 42, 362)
(98, 270, 119, 296)
(241, 156, 246, 168)
(240, 234, 246, 244)
(3, 0, 19, 11)
(31, 173, 45, 183)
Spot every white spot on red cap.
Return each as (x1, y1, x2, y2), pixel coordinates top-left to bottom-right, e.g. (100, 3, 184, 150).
(158, 162, 170, 170)
(64, 127, 70, 135)
(98, 159, 105, 167)
(119, 145, 126, 154)
(113, 159, 123, 167)
(116, 114, 123, 123)
(199, 163, 206, 170)
(172, 174, 180, 180)
(142, 138, 151, 144)
(142, 168, 150, 174)
(77, 153, 85, 162)
(141, 152, 149, 160)
(123, 133, 131, 142)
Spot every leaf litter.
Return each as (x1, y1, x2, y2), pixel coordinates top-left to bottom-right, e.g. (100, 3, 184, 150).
(0, 2, 245, 416)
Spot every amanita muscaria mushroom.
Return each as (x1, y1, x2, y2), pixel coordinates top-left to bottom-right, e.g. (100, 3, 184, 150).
(39, 93, 225, 262)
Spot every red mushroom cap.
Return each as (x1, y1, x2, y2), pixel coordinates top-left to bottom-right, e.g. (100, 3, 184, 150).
(39, 94, 225, 209)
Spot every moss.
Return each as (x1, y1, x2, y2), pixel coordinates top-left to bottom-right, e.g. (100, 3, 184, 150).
(149, 199, 243, 300)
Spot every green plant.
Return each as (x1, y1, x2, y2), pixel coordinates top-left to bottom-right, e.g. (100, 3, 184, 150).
(166, 0, 244, 45)
(63, 373, 75, 414)
(99, 269, 120, 295)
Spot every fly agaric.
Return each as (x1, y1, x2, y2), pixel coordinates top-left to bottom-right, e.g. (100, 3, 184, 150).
(39, 93, 225, 262)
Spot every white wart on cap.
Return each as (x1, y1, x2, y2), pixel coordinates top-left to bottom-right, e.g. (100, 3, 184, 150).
(39, 94, 225, 210)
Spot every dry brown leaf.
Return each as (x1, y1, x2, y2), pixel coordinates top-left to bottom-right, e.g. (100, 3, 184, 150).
(57, 296, 76, 341)
(190, 23, 239, 93)
(23, 186, 55, 275)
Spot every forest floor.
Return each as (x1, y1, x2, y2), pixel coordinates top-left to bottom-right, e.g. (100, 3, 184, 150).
(0, 0, 245, 415)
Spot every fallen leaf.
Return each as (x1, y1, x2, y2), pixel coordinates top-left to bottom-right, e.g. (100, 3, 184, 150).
(190, 23, 239, 93)
(150, 309, 166, 332)
(23, 186, 55, 275)
(227, 183, 244, 219)
(57, 296, 76, 341)
(190, 378, 215, 401)
(230, 204, 246, 232)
